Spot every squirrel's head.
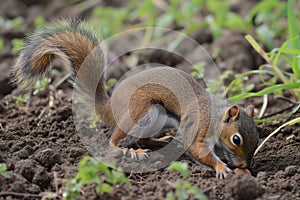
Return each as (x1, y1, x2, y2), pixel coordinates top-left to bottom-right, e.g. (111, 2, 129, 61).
(215, 105, 259, 169)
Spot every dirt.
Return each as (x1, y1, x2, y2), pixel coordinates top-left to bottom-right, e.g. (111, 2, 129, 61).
(0, 0, 300, 200)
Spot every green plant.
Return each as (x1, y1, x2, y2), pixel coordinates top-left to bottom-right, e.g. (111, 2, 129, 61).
(23, 3, 300, 114)
(13, 93, 30, 105)
(88, 114, 101, 129)
(247, 0, 288, 50)
(90, 0, 140, 39)
(0, 163, 10, 179)
(192, 67, 254, 99)
(92, 7, 128, 39)
(156, 0, 248, 38)
(168, 161, 190, 178)
(156, 0, 204, 32)
(62, 156, 130, 200)
(86, 0, 250, 43)
(205, 0, 250, 38)
(222, 0, 300, 157)
(105, 78, 118, 91)
(191, 62, 206, 79)
(228, 0, 300, 103)
(227, 35, 300, 102)
(13, 77, 51, 105)
(13, 78, 51, 105)
(51, 69, 61, 76)
(11, 38, 24, 54)
(0, 16, 25, 54)
(33, 78, 51, 95)
(34, 16, 46, 28)
(166, 162, 207, 200)
(205, 70, 234, 97)
(0, 38, 4, 50)
(0, 16, 24, 30)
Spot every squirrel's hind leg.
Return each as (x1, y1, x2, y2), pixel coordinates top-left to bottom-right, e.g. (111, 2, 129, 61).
(110, 104, 178, 160)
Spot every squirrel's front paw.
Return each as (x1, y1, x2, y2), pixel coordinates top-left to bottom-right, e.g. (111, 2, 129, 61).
(215, 163, 232, 179)
(233, 168, 251, 175)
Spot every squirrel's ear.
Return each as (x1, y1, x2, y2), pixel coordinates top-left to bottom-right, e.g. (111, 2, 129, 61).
(224, 105, 240, 123)
(245, 105, 254, 118)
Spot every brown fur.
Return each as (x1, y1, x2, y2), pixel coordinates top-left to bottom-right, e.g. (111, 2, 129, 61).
(48, 33, 95, 70)
(13, 21, 259, 179)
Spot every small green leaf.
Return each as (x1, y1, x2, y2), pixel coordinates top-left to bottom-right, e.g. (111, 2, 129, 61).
(246, 84, 255, 92)
(105, 78, 118, 91)
(0, 38, 4, 50)
(256, 25, 274, 50)
(88, 114, 101, 129)
(34, 16, 46, 28)
(11, 38, 24, 54)
(0, 163, 7, 171)
(96, 183, 112, 194)
(206, 15, 223, 38)
(177, 185, 189, 200)
(51, 69, 60, 76)
(225, 12, 250, 31)
(33, 78, 51, 95)
(166, 192, 176, 200)
(168, 162, 190, 178)
(11, 17, 23, 29)
(156, 13, 174, 28)
(65, 156, 130, 197)
(247, 0, 279, 24)
(0, 163, 10, 179)
(189, 186, 208, 200)
(13, 93, 30, 104)
(110, 170, 131, 186)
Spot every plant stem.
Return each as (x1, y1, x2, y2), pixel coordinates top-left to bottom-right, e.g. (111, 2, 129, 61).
(254, 117, 300, 155)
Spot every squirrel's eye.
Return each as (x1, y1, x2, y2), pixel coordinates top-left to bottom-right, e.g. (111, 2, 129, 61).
(231, 134, 243, 146)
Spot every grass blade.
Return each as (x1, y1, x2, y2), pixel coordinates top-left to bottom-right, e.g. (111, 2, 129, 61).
(254, 117, 300, 155)
(287, 0, 300, 78)
(228, 82, 300, 102)
(245, 35, 289, 84)
(245, 35, 271, 63)
(288, 0, 300, 49)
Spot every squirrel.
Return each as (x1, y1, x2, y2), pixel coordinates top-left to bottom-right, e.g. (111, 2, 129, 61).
(12, 20, 259, 179)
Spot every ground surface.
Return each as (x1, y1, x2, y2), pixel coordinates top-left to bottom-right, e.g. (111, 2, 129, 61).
(0, 0, 300, 200)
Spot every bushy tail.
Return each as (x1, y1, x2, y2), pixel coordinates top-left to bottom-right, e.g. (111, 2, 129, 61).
(12, 20, 108, 103)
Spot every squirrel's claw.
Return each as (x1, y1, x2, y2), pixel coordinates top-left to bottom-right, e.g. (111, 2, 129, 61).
(215, 163, 232, 179)
(111, 142, 150, 161)
(128, 148, 151, 161)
